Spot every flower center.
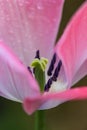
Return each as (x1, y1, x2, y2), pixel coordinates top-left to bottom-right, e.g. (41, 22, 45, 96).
(27, 50, 62, 92)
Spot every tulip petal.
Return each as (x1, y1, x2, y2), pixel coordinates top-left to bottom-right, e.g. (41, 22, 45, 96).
(0, 0, 64, 65)
(55, 2, 87, 86)
(23, 87, 87, 115)
(0, 41, 40, 102)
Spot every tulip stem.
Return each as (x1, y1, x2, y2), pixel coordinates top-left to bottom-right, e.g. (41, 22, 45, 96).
(35, 110, 45, 130)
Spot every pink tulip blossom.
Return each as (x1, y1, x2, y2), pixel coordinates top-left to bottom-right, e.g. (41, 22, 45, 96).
(0, 0, 87, 115)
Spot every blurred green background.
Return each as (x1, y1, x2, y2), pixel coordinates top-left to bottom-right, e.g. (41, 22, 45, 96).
(0, 0, 87, 130)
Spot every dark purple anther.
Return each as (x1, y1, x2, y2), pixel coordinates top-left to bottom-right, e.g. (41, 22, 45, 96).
(27, 66, 32, 74)
(47, 53, 56, 76)
(52, 60, 62, 81)
(35, 50, 40, 59)
(44, 77, 53, 91)
(33, 50, 40, 74)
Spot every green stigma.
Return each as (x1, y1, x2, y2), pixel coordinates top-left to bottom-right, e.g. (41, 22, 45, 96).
(31, 57, 48, 91)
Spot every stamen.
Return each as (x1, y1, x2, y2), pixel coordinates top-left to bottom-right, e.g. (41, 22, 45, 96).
(27, 66, 32, 74)
(44, 77, 53, 91)
(47, 53, 56, 76)
(35, 50, 40, 59)
(33, 50, 40, 73)
(52, 60, 62, 81)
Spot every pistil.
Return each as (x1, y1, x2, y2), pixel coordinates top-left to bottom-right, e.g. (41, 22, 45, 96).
(31, 51, 48, 91)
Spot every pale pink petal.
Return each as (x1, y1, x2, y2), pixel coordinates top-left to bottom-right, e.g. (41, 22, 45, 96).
(0, 0, 64, 65)
(0, 41, 40, 102)
(55, 1, 87, 86)
(23, 87, 87, 115)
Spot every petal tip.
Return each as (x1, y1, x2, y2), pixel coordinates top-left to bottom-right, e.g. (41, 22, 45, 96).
(23, 97, 42, 115)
